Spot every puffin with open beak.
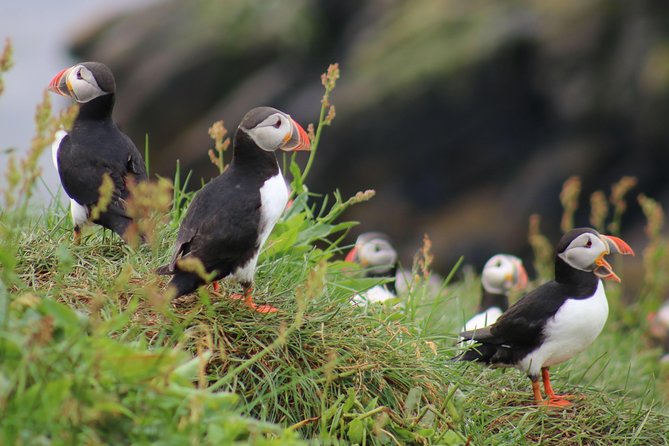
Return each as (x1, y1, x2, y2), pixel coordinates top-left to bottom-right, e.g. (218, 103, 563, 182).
(157, 106, 310, 313)
(48, 62, 147, 242)
(458, 228, 634, 407)
(462, 254, 528, 333)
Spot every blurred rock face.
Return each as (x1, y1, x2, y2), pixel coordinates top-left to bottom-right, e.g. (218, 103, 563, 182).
(72, 0, 669, 272)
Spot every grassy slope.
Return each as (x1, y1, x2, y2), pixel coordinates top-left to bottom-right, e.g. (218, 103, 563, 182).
(8, 197, 669, 445)
(2, 57, 668, 444)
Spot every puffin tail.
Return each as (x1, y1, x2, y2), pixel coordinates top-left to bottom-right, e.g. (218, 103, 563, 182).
(454, 326, 497, 362)
(97, 211, 134, 241)
(453, 343, 498, 362)
(155, 264, 172, 275)
(165, 272, 203, 299)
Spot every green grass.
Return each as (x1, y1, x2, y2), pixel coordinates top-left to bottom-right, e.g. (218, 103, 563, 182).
(2, 53, 669, 444)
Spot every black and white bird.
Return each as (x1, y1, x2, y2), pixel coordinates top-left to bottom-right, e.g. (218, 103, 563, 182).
(157, 106, 310, 313)
(462, 254, 528, 332)
(48, 62, 147, 242)
(458, 228, 634, 407)
(345, 232, 444, 305)
(345, 232, 399, 304)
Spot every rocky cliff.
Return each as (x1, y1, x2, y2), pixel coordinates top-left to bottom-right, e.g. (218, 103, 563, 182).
(71, 0, 669, 274)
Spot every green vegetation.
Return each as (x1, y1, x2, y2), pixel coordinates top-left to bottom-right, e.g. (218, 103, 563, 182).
(1, 46, 668, 444)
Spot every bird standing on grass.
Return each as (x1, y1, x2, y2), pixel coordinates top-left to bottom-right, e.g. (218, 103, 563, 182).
(458, 228, 634, 407)
(157, 107, 310, 313)
(462, 254, 528, 332)
(48, 62, 147, 243)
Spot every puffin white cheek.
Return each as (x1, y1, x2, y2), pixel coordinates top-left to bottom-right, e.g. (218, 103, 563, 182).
(74, 82, 105, 103)
(249, 127, 285, 152)
(482, 268, 506, 290)
(560, 248, 598, 271)
(67, 72, 105, 103)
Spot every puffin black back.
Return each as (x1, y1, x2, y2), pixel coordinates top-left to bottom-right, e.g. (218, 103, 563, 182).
(49, 61, 147, 243)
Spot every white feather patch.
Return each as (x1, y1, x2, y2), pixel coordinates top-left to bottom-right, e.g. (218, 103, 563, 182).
(51, 128, 89, 229)
(351, 285, 396, 306)
(232, 172, 288, 283)
(51, 129, 68, 173)
(462, 307, 504, 333)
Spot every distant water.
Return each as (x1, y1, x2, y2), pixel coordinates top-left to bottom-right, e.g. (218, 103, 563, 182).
(0, 0, 158, 206)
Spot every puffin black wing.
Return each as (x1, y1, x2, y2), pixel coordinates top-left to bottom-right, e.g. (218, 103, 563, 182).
(56, 121, 146, 237)
(157, 169, 262, 296)
(459, 282, 570, 364)
(121, 133, 148, 180)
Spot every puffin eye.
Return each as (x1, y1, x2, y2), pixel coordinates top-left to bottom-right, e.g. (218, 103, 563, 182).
(585, 238, 592, 248)
(273, 117, 282, 129)
(76, 70, 83, 80)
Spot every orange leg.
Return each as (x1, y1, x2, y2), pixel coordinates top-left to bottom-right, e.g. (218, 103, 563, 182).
(230, 286, 278, 313)
(212, 281, 221, 292)
(531, 379, 543, 403)
(73, 227, 82, 245)
(540, 368, 572, 406)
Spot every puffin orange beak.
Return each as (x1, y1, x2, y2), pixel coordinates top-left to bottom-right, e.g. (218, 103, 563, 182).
(593, 234, 634, 283)
(514, 261, 529, 290)
(282, 118, 311, 152)
(594, 255, 620, 283)
(48, 67, 72, 96)
(345, 246, 358, 263)
(601, 235, 635, 256)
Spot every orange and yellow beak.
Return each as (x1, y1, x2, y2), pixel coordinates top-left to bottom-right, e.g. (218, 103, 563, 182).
(594, 255, 620, 282)
(48, 66, 73, 97)
(513, 260, 529, 290)
(601, 235, 635, 256)
(345, 245, 359, 264)
(593, 234, 634, 282)
(281, 118, 311, 152)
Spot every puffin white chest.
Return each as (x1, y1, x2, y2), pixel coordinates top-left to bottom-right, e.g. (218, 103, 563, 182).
(51, 129, 89, 228)
(232, 172, 288, 283)
(257, 173, 289, 246)
(351, 285, 396, 306)
(519, 280, 609, 376)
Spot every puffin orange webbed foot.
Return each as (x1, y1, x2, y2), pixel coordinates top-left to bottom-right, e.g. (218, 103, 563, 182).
(538, 398, 572, 408)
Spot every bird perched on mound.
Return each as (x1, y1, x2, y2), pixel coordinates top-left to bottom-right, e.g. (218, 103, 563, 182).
(458, 228, 634, 407)
(462, 254, 528, 332)
(157, 106, 310, 313)
(48, 62, 147, 243)
(345, 232, 399, 304)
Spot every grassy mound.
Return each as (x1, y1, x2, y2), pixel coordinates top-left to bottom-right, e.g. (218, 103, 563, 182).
(2, 52, 668, 444)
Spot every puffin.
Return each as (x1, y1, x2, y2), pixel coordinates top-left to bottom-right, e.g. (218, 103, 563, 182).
(48, 62, 147, 242)
(462, 254, 528, 332)
(345, 231, 444, 305)
(345, 232, 399, 305)
(157, 106, 310, 313)
(458, 228, 634, 407)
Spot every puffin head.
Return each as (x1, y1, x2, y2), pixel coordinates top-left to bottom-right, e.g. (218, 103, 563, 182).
(556, 227, 634, 282)
(48, 62, 115, 103)
(239, 107, 310, 152)
(481, 254, 528, 295)
(345, 232, 398, 275)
